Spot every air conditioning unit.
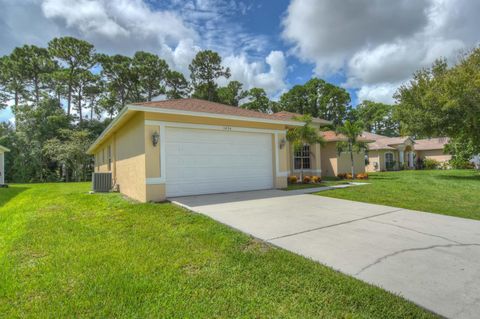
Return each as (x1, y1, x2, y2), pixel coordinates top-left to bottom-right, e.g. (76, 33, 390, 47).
(92, 172, 112, 192)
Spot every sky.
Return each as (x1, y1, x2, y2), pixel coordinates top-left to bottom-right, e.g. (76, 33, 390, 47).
(1, 0, 479, 123)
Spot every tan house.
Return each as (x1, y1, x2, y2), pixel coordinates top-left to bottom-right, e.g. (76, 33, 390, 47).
(414, 137, 452, 163)
(363, 132, 451, 172)
(0, 145, 9, 185)
(87, 99, 367, 202)
(271, 113, 371, 178)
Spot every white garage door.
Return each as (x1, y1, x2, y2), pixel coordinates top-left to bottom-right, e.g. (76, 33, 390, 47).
(165, 127, 274, 197)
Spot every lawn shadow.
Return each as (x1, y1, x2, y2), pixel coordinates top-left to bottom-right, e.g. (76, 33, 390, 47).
(368, 175, 400, 181)
(0, 185, 30, 207)
(435, 174, 480, 182)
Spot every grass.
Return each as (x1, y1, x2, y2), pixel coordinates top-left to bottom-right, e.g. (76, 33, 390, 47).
(317, 169, 480, 220)
(0, 183, 435, 318)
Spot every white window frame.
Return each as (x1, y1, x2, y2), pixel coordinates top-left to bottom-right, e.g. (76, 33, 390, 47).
(294, 144, 311, 170)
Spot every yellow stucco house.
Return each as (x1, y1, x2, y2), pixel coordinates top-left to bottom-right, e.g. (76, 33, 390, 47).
(87, 99, 368, 202)
(363, 132, 451, 172)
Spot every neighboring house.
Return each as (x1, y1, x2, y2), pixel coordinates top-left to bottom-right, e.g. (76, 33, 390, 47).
(87, 99, 367, 202)
(363, 132, 451, 172)
(274, 110, 371, 177)
(414, 137, 452, 163)
(0, 145, 10, 185)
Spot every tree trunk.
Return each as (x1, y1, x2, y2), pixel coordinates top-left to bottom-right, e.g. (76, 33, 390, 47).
(67, 85, 72, 116)
(300, 153, 304, 183)
(349, 143, 355, 180)
(14, 91, 19, 125)
(34, 78, 40, 106)
(78, 90, 82, 123)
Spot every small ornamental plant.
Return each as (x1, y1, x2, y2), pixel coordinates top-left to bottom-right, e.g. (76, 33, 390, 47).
(303, 175, 311, 183)
(311, 176, 321, 183)
(355, 173, 369, 180)
(288, 175, 298, 184)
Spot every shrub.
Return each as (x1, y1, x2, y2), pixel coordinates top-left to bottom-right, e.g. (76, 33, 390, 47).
(356, 173, 368, 180)
(311, 175, 321, 183)
(424, 158, 440, 170)
(449, 158, 474, 169)
(337, 173, 347, 179)
(346, 173, 353, 180)
(288, 175, 298, 184)
(303, 176, 311, 183)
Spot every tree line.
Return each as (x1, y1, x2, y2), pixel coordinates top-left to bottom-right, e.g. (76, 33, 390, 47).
(1, 36, 477, 182)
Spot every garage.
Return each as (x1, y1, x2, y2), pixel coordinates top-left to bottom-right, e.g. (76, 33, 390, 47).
(165, 126, 274, 197)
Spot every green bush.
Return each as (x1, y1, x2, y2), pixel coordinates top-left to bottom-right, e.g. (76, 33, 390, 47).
(449, 158, 474, 169)
(424, 158, 440, 170)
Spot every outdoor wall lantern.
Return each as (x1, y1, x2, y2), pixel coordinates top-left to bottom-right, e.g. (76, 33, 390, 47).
(279, 138, 286, 149)
(152, 131, 160, 147)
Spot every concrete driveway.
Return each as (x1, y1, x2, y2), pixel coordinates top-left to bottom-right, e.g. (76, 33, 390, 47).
(172, 190, 480, 319)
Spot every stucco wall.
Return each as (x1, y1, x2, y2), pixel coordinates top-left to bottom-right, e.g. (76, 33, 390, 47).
(287, 141, 323, 177)
(115, 112, 146, 201)
(318, 142, 367, 177)
(94, 112, 146, 202)
(320, 142, 338, 177)
(366, 150, 380, 172)
(337, 149, 366, 175)
(145, 112, 286, 131)
(416, 149, 451, 163)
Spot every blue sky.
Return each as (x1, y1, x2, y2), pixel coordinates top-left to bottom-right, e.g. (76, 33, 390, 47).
(1, 0, 479, 123)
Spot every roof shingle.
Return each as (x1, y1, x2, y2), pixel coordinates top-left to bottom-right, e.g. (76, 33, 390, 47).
(133, 98, 295, 122)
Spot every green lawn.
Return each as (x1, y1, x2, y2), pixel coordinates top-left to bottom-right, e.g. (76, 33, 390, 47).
(0, 183, 434, 318)
(317, 169, 480, 220)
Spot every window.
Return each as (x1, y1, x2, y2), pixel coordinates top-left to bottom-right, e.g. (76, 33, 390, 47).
(294, 145, 311, 170)
(385, 152, 395, 171)
(107, 145, 112, 171)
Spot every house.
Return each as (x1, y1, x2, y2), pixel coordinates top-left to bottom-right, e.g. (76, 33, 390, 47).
(87, 99, 367, 202)
(318, 130, 373, 177)
(0, 145, 10, 185)
(414, 137, 451, 163)
(273, 111, 372, 177)
(363, 132, 451, 172)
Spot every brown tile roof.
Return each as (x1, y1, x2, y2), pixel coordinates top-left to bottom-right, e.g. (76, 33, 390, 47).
(133, 98, 296, 122)
(362, 131, 414, 150)
(414, 137, 449, 150)
(320, 130, 374, 142)
(273, 111, 331, 124)
(367, 140, 397, 150)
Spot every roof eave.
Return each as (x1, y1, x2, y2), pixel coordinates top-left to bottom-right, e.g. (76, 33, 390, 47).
(129, 104, 304, 127)
(87, 104, 305, 154)
(86, 105, 130, 154)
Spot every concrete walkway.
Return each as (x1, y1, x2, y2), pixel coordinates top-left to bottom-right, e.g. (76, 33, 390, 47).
(172, 190, 480, 319)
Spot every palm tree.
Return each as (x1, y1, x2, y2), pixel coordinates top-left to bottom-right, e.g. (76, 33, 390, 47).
(336, 120, 367, 179)
(286, 115, 325, 181)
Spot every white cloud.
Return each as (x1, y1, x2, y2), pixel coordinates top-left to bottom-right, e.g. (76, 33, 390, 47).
(222, 51, 287, 97)
(357, 83, 402, 104)
(41, 0, 198, 48)
(0, 0, 285, 101)
(283, 0, 480, 104)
